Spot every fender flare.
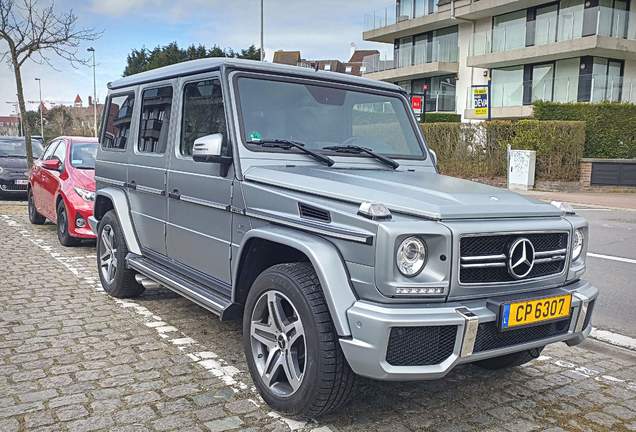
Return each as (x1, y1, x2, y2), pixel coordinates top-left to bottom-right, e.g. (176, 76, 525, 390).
(234, 226, 356, 337)
(94, 187, 142, 255)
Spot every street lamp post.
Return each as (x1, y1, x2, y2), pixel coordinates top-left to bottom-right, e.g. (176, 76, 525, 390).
(87, 47, 97, 138)
(260, 0, 264, 61)
(34, 78, 44, 140)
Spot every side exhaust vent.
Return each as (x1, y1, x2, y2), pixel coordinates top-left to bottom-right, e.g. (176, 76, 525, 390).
(298, 203, 331, 223)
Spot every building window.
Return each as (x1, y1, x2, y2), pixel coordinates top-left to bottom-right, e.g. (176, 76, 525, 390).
(493, 10, 527, 52)
(345, 66, 352, 73)
(553, 58, 580, 102)
(491, 66, 524, 107)
(324, 64, 331, 71)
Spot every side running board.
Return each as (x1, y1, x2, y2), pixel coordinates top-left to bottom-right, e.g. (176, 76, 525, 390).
(126, 254, 242, 320)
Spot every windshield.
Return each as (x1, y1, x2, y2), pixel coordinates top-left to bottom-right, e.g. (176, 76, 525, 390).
(0, 138, 44, 158)
(70, 142, 97, 169)
(236, 77, 425, 158)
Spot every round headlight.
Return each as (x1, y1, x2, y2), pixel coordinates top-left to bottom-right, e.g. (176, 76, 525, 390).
(396, 237, 427, 277)
(572, 229, 585, 261)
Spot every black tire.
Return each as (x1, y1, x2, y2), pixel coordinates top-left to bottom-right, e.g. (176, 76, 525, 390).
(474, 346, 544, 370)
(243, 262, 355, 418)
(96, 210, 144, 298)
(28, 189, 46, 225)
(56, 200, 80, 246)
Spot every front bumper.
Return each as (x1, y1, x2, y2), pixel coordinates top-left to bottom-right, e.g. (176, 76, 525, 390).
(339, 279, 597, 381)
(0, 178, 28, 194)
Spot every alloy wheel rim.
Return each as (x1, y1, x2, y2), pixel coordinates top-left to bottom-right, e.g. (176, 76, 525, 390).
(99, 224, 117, 284)
(28, 193, 35, 218)
(58, 209, 66, 235)
(250, 290, 306, 397)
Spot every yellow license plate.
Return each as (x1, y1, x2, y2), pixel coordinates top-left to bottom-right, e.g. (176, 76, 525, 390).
(501, 294, 572, 330)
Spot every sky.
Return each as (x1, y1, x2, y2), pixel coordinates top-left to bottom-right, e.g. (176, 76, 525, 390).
(0, 0, 392, 116)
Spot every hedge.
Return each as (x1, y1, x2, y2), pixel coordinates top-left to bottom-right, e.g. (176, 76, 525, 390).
(421, 120, 586, 181)
(421, 112, 461, 123)
(533, 101, 636, 159)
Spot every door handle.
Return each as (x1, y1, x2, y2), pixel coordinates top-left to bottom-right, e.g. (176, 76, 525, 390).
(168, 189, 181, 200)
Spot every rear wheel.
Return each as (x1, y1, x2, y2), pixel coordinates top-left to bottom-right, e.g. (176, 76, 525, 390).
(97, 210, 144, 298)
(474, 347, 544, 370)
(28, 189, 46, 225)
(56, 200, 80, 246)
(243, 262, 354, 417)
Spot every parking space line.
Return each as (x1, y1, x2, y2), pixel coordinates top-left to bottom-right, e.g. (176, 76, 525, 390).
(591, 328, 636, 351)
(587, 252, 636, 265)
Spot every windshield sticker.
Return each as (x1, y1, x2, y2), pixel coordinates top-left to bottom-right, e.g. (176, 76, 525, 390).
(72, 160, 83, 165)
(248, 131, 262, 142)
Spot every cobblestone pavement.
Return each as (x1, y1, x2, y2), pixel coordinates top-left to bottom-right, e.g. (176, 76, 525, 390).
(1, 205, 635, 432)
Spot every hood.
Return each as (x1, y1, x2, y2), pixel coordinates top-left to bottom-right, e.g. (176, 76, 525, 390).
(72, 168, 96, 191)
(0, 157, 28, 170)
(244, 165, 561, 220)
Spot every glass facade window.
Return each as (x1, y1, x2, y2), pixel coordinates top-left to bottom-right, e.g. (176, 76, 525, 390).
(491, 66, 524, 107)
(493, 10, 527, 52)
(534, 4, 558, 46)
(557, 0, 584, 41)
(553, 58, 580, 102)
(532, 64, 554, 102)
(433, 27, 459, 62)
(399, 0, 413, 19)
(598, 0, 629, 37)
(394, 26, 458, 68)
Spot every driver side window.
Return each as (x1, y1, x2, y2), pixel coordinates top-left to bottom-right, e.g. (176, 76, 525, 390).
(180, 79, 227, 157)
(52, 141, 67, 163)
(42, 141, 59, 160)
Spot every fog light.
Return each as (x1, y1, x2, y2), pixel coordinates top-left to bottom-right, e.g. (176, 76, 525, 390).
(75, 217, 86, 228)
(395, 287, 444, 295)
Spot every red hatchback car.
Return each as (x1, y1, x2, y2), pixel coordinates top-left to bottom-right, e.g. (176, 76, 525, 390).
(28, 137, 98, 246)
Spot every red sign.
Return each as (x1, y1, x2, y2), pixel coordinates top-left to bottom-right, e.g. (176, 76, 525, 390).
(411, 96, 423, 113)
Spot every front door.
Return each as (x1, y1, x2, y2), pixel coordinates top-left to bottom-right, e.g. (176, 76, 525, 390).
(42, 140, 66, 219)
(167, 74, 233, 290)
(32, 140, 59, 215)
(127, 83, 174, 256)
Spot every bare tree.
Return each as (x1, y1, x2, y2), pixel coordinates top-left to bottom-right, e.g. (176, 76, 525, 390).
(0, 0, 100, 167)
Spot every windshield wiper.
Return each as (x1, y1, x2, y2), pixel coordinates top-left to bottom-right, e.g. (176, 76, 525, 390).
(247, 139, 334, 167)
(322, 145, 399, 169)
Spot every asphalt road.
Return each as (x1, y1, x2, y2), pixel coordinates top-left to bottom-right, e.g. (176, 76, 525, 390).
(575, 206, 636, 338)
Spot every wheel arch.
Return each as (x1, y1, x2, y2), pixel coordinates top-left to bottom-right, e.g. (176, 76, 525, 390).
(94, 187, 141, 255)
(233, 226, 356, 336)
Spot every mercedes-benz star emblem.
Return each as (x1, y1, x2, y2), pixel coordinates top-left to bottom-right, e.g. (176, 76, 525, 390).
(508, 238, 535, 279)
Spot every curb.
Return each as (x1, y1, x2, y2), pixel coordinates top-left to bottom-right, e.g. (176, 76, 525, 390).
(590, 328, 636, 352)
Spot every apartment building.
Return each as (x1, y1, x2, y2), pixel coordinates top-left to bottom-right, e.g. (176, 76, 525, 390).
(362, 0, 636, 120)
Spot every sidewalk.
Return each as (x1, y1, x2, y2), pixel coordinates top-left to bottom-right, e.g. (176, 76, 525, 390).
(523, 190, 636, 211)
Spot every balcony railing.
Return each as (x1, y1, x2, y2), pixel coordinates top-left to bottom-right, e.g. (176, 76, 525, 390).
(364, 1, 438, 31)
(470, 7, 636, 56)
(466, 75, 636, 110)
(424, 91, 457, 113)
(362, 35, 459, 74)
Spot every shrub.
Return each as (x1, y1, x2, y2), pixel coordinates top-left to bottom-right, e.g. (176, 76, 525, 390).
(421, 113, 461, 123)
(422, 120, 585, 181)
(533, 101, 636, 159)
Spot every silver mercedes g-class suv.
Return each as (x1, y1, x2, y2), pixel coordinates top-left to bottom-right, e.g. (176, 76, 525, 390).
(90, 58, 597, 417)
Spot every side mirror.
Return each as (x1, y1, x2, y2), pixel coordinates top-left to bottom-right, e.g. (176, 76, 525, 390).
(192, 133, 232, 176)
(429, 149, 438, 168)
(42, 159, 61, 171)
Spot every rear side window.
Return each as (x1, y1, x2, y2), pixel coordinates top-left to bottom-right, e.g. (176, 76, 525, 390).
(102, 93, 135, 150)
(180, 79, 227, 156)
(138, 86, 173, 154)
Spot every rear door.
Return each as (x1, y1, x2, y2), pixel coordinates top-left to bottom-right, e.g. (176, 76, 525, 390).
(166, 73, 233, 288)
(126, 82, 175, 256)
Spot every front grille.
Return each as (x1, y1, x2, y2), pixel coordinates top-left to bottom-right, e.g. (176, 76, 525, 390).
(460, 232, 569, 284)
(0, 182, 27, 191)
(386, 325, 457, 366)
(473, 317, 571, 353)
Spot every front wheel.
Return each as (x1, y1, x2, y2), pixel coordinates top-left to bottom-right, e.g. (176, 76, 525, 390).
(96, 210, 144, 298)
(474, 347, 544, 370)
(243, 262, 355, 418)
(56, 200, 80, 246)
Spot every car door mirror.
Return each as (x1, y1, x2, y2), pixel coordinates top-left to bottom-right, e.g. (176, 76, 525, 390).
(192, 133, 232, 176)
(429, 149, 438, 168)
(42, 159, 61, 171)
